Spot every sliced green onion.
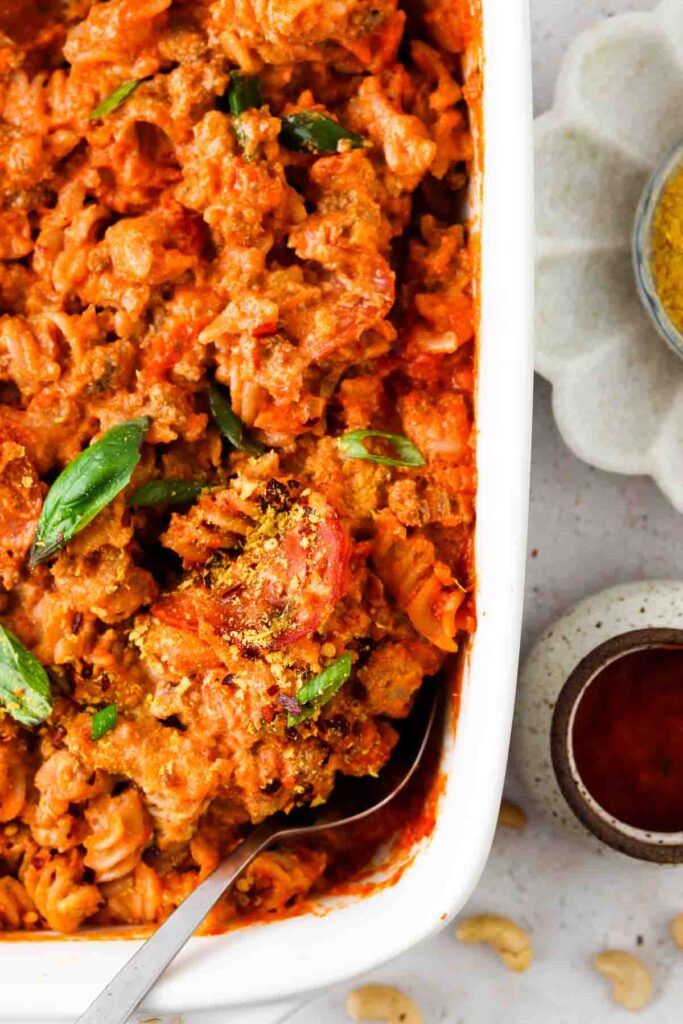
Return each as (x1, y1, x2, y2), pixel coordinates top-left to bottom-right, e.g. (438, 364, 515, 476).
(209, 382, 265, 457)
(92, 703, 118, 741)
(30, 418, 151, 567)
(287, 653, 352, 726)
(225, 72, 261, 154)
(0, 625, 52, 727)
(337, 430, 425, 469)
(90, 80, 140, 120)
(228, 72, 261, 117)
(127, 479, 203, 508)
(280, 112, 367, 154)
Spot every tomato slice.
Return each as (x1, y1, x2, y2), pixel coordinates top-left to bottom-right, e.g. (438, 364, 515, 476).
(152, 492, 349, 652)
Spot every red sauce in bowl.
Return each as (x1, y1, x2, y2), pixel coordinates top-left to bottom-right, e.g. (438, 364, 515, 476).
(572, 647, 683, 832)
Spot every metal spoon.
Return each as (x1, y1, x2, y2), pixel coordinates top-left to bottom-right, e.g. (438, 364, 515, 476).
(75, 682, 441, 1024)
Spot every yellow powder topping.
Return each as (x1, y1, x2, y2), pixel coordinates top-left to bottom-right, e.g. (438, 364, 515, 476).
(652, 165, 683, 334)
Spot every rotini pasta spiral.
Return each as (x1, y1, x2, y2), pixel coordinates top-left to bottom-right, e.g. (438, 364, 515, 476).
(102, 862, 163, 925)
(0, 877, 37, 930)
(34, 750, 106, 810)
(84, 787, 152, 883)
(28, 750, 107, 852)
(20, 849, 102, 934)
(239, 847, 328, 915)
(0, 744, 28, 824)
(25, 804, 87, 853)
(372, 509, 469, 653)
(0, 0, 479, 937)
(0, 823, 37, 873)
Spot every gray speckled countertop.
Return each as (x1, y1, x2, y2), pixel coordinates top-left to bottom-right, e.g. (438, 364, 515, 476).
(132, 3, 683, 1021)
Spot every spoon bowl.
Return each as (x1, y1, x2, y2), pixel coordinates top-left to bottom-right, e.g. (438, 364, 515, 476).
(75, 679, 442, 1024)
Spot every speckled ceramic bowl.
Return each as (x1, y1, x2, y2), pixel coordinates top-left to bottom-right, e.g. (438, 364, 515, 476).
(515, 579, 683, 850)
(551, 628, 683, 864)
(633, 140, 683, 360)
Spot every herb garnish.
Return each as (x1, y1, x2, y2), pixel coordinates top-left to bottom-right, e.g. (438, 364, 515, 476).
(30, 417, 151, 567)
(0, 625, 52, 726)
(226, 71, 261, 154)
(280, 112, 367, 154)
(209, 382, 265, 456)
(287, 653, 352, 726)
(127, 479, 203, 508)
(92, 703, 118, 741)
(337, 430, 425, 468)
(228, 71, 262, 117)
(90, 80, 141, 120)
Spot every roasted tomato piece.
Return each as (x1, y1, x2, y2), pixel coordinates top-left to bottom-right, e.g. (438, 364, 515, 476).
(153, 492, 349, 651)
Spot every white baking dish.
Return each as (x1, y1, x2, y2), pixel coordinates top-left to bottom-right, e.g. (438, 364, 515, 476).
(0, 2, 533, 1017)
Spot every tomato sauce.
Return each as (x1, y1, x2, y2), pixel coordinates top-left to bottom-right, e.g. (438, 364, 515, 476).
(572, 647, 683, 832)
(0, 0, 482, 938)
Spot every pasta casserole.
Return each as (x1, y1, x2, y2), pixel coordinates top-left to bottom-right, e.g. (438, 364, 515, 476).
(0, 0, 479, 935)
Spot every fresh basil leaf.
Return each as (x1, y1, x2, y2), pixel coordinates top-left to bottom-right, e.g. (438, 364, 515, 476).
(209, 382, 265, 456)
(0, 625, 52, 727)
(337, 430, 425, 468)
(127, 479, 203, 508)
(92, 703, 117, 741)
(90, 80, 140, 120)
(30, 417, 151, 567)
(228, 72, 261, 117)
(280, 112, 367, 154)
(287, 653, 352, 726)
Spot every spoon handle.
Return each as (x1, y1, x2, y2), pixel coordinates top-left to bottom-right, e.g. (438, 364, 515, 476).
(74, 818, 281, 1024)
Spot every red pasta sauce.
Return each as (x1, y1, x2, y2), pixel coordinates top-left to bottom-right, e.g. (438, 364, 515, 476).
(572, 647, 683, 832)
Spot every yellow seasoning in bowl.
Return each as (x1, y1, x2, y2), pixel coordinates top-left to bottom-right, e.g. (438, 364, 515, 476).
(651, 164, 683, 336)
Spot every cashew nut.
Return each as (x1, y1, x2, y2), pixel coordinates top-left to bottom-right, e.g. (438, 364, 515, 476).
(497, 799, 527, 830)
(455, 914, 532, 972)
(593, 951, 653, 1012)
(346, 984, 423, 1024)
(671, 913, 683, 950)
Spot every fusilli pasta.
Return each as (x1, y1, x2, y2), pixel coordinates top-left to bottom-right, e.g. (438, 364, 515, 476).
(20, 850, 102, 934)
(0, 877, 37, 931)
(84, 788, 152, 883)
(0, 0, 479, 935)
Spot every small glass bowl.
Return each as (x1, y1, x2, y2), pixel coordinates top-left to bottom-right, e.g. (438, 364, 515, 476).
(632, 139, 683, 359)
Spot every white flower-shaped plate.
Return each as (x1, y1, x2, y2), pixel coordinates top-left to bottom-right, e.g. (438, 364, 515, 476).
(535, 0, 683, 511)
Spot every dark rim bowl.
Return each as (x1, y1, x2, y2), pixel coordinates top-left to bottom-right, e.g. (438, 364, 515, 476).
(551, 627, 683, 864)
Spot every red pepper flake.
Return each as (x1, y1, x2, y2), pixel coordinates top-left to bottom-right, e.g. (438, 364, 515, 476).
(32, 857, 44, 870)
(252, 321, 278, 339)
